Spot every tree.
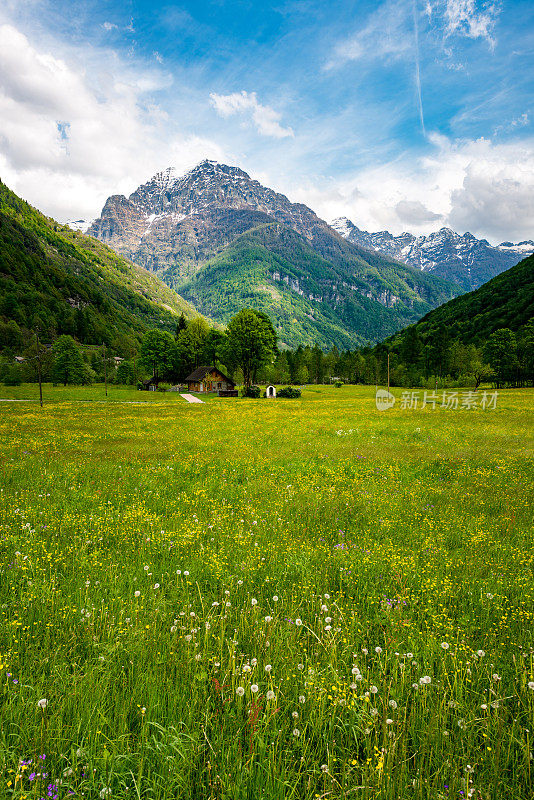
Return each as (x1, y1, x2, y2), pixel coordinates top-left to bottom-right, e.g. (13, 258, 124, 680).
(202, 329, 225, 368)
(115, 360, 134, 385)
(273, 351, 290, 384)
(0, 320, 24, 351)
(139, 330, 176, 383)
(51, 335, 91, 385)
(296, 364, 309, 385)
(175, 318, 210, 377)
(324, 346, 340, 382)
(311, 344, 325, 384)
(400, 326, 423, 368)
(518, 319, 534, 386)
(224, 309, 277, 388)
(425, 328, 450, 378)
(484, 329, 519, 388)
(175, 313, 188, 339)
(468, 353, 493, 390)
(3, 365, 22, 386)
(111, 333, 138, 359)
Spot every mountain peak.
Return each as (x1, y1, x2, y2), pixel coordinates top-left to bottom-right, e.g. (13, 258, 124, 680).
(184, 159, 252, 182)
(150, 166, 179, 189)
(331, 216, 531, 291)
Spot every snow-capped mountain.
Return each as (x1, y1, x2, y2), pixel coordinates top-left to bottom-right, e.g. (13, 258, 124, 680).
(331, 217, 534, 291)
(84, 160, 461, 348)
(88, 160, 334, 268)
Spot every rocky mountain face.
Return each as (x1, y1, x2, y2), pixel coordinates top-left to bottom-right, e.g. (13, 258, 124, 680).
(331, 217, 534, 291)
(88, 161, 343, 274)
(85, 161, 461, 347)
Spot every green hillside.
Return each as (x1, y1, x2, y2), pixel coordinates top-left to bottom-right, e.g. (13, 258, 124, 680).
(175, 223, 459, 348)
(397, 253, 534, 345)
(0, 180, 201, 355)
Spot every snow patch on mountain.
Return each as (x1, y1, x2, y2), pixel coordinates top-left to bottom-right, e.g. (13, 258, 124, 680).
(331, 217, 533, 290)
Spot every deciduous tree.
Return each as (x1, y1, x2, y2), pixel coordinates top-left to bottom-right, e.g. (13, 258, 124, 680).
(224, 309, 277, 388)
(139, 330, 176, 382)
(51, 335, 91, 385)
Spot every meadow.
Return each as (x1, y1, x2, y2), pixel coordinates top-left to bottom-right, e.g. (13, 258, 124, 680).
(0, 384, 533, 800)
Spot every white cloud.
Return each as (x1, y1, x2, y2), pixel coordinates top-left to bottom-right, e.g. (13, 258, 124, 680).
(493, 112, 529, 136)
(0, 24, 225, 221)
(395, 199, 442, 224)
(294, 133, 534, 243)
(328, 1, 502, 72)
(326, 0, 412, 69)
(444, 0, 501, 46)
(209, 90, 294, 139)
(0, 17, 530, 248)
(447, 138, 534, 241)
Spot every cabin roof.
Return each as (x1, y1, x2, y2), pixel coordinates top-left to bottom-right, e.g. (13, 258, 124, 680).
(185, 365, 235, 385)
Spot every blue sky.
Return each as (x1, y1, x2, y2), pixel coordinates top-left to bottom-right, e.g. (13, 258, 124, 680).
(0, 0, 533, 242)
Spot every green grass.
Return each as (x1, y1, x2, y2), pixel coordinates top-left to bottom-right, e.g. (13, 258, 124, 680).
(1, 385, 533, 799)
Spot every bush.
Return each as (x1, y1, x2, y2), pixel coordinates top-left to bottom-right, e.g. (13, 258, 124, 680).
(277, 386, 301, 398)
(242, 385, 261, 398)
(157, 383, 171, 393)
(3, 365, 22, 386)
(334, 381, 343, 388)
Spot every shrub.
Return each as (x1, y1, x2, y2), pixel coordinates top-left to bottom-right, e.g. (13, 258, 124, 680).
(3, 366, 22, 386)
(242, 385, 261, 398)
(334, 381, 343, 388)
(277, 386, 301, 398)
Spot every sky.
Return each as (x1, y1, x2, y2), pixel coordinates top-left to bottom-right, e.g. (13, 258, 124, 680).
(0, 0, 533, 243)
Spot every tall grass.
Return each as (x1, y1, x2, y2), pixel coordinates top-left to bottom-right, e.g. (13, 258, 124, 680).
(0, 385, 533, 799)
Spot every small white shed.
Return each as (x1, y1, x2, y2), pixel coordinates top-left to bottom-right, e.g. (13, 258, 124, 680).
(266, 385, 276, 398)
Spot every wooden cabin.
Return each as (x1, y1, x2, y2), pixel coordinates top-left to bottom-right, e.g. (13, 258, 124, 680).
(185, 366, 236, 394)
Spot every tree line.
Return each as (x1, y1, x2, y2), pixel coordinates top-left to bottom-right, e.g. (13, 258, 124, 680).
(1, 307, 533, 389)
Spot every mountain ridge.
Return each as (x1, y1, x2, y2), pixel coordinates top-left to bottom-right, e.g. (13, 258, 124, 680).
(0, 179, 205, 355)
(85, 160, 461, 347)
(331, 216, 534, 291)
(386, 252, 534, 351)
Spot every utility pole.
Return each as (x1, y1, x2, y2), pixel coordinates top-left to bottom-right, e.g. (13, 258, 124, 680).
(36, 332, 43, 408)
(103, 342, 108, 397)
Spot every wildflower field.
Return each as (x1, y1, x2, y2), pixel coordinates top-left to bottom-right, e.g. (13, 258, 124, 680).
(1, 385, 533, 800)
